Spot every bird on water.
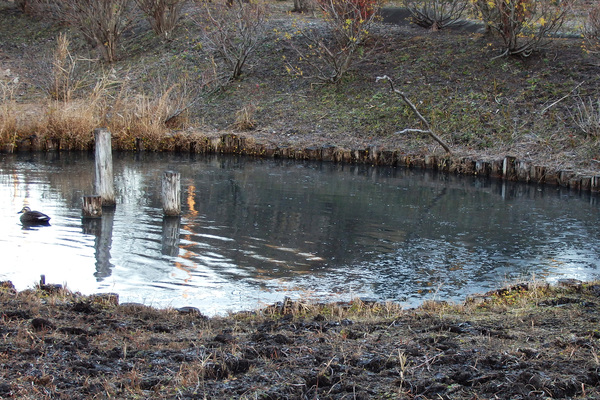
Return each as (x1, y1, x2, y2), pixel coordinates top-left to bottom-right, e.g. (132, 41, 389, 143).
(18, 206, 51, 225)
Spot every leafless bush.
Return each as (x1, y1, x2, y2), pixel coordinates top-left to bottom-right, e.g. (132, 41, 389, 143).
(61, 0, 136, 63)
(471, 0, 496, 33)
(403, 0, 469, 30)
(473, 0, 573, 58)
(195, 0, 268, 82)
(135, 0, 187, 38)
(283, 0, 380, 83)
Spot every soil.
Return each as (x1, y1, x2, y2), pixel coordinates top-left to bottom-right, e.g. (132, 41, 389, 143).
(2, 279, 600, 399)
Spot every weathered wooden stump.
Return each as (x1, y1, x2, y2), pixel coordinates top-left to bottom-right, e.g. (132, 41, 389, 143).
(46, 138, 60, 151)
(503, 156, 516, 180)
(135, 137, 145, 152)
(94, 128, 116, 207)
(82, 195, 102, 218)
(162, 171, 181, 216)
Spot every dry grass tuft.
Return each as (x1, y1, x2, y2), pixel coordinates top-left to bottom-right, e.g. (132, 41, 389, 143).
(44, 100, 98, 150)
(0, 79, 19, 149)
(261, 296, 405, 323)
(572, 96, 600, 138)
(0, 69, 192, 151)
(50, 33, 79, 102)
(232, 104, 257, 131)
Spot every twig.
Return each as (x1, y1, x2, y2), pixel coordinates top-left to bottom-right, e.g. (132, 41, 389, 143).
(376, 75, 452, 154)
(414, 352, 444, 371)
(540, 81, 585, 115)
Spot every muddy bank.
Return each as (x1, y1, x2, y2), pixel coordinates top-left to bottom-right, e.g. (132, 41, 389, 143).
(1, 279, 599, 399)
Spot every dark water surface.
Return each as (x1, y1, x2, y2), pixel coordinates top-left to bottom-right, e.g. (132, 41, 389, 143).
(1, 151, 599, 315)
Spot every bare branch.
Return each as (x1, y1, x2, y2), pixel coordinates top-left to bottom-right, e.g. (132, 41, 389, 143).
(377, 75, 452, 154)
(540, 81, 584, 115)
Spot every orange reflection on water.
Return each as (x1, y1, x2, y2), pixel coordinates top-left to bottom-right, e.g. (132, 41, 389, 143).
(174, 184, 199, 282)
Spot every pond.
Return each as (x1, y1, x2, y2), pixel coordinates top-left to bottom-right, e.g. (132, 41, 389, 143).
(1, 151, 599, 315)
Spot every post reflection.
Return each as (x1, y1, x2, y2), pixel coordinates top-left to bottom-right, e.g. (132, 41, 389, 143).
(82, 209, 115, 281)
(161, 216, 181, 257)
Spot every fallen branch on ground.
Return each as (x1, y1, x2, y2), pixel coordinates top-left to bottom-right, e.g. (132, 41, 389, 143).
(376, 75, 452, 154)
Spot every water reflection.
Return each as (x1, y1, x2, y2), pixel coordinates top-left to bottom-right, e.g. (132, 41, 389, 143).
(162, 216, 181, 257)
(0, 151, 599, 315)
(81, 210, 115, 280)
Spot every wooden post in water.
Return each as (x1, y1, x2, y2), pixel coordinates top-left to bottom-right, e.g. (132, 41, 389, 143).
(82, 195, 102, 218)
(94, 128, 116, 207)
(46, 138, 60, 151)
(162, 171, 181, 216)
(135, 138, 145, 152)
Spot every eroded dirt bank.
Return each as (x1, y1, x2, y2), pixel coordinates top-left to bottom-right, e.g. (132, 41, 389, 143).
(1, 279, 600, 399)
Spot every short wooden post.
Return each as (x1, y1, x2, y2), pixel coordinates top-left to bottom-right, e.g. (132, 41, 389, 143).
(162, 171, 181, 216)
(94, 128, 116, 207)
(82, 195, 102, 218)
(503, 156, 516, 180)
(135, 137, 145, 152)
(46, 138, 60, 151)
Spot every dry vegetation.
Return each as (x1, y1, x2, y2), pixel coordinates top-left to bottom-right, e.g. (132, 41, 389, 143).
(1, 278, 600, 399)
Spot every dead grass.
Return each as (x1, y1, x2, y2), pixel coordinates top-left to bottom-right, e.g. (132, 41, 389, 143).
(232, 104, 257, 131)
(0, 77, 191, 151)
(0, 79, 19, 148)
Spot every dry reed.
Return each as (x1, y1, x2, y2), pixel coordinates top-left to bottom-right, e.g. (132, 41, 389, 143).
(232, 104, 257, 131)
(0, 79, 19, 150)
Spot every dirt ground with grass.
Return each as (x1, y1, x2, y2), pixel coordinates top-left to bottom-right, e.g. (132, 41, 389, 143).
(2, 279, 600, 399)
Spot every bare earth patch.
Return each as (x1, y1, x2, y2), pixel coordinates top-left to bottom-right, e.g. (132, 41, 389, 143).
(1, 279, 600, 399)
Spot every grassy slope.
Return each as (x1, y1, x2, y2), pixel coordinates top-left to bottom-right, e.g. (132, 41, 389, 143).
(1, 0, 600, 173)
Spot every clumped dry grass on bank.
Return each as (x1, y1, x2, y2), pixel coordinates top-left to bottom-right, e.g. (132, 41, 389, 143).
(0, 65, 191, 152)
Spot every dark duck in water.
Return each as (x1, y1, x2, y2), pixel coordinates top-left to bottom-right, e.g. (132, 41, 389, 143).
(18, 206, 51, 225)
